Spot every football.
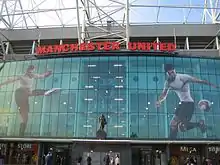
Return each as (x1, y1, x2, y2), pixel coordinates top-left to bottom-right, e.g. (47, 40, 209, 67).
(198, 99, 212, 112)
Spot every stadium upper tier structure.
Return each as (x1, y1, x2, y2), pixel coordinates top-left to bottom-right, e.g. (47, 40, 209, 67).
(0, 0, 220, 165)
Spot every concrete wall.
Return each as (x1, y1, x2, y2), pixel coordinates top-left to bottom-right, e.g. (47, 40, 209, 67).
(177, 49, 220, 57)
(1, 24, 219, 41)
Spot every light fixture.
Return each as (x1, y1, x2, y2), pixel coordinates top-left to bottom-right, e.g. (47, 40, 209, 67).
(116, 76, 123, 79)
(115, 85, 123, 88)
(114, 98, 123, 101)
(84, 98, 93, 101)
(85, 85, 94, 88)
(88, 65, 96, 67)
(63, 102, 67, 105)
(114, 125, 123, 128)
(83, 125, 92, 128)
(114, 64, 122, 67)
(92, 76, 100, 79)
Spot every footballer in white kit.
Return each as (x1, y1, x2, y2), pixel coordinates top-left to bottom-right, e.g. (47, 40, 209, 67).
(0, 65, 60, 136)
(156, 64, 218, 139)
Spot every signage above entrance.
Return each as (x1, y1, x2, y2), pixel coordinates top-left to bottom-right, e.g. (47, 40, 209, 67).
(36, 41, 176, 55)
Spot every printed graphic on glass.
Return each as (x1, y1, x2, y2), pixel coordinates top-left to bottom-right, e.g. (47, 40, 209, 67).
(0, 55, 218, 140)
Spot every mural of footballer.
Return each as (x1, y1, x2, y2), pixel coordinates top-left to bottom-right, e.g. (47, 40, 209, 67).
(0, 65, 60, 136)
(156, 64, 219, 139)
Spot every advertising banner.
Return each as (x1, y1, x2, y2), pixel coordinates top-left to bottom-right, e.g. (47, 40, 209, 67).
(0, 54, 219, 140)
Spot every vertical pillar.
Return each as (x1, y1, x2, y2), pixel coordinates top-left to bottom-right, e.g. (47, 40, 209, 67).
(216, 36, 219, 50)
(31, 41, 36, 54)
(126, 60, 129, 137)
(185, 37, 189, 50)
(81, 0, 86, 43)
(196, 64, 207, 138)
(166, 144, 170, 161)
(76, 0, 81, 44)
(60, 40, 63, 45)
(162, 65, 168, 138)
(38, 143, 44, 165)
(125, 0, 130, 49)
(5, 42, 9, 54)
(156, 37, 160, 50)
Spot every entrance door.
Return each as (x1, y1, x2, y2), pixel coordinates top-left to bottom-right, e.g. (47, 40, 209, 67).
(136, 147, 167, 165)
(42, 143, 71, 165)
(54, 148, 69, 165)
(141, 150, 152, 165)
(71, 143, 126, 165)
(82, 151, 120, 165)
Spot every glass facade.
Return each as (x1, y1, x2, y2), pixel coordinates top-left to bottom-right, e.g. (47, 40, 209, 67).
(0, 54, 220, 140)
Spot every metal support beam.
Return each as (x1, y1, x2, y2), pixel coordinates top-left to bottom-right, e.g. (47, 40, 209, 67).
(216, 36, 219, 50)
(31, 41, 36, 54)
(125, 0, 130, 49)
(202, 0, 220, 24)
(5, 42, 9, 54)
(76, 0, 82, 44)
(156, 37, 160, 50)
(75, 0, 126, 45)
(0, 0, 30, 29)
(0, 0, 220, 29)
(185, 37, 190, 50)
(81, 0, 86, 43)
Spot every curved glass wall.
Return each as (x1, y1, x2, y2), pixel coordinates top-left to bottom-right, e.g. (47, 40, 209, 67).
(0, 55, 219, 140)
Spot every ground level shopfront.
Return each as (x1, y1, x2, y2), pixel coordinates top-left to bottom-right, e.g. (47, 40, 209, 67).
(0, 140, 220, 165)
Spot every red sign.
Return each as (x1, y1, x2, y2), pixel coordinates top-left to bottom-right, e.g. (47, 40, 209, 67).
(36, 41, 176, 55)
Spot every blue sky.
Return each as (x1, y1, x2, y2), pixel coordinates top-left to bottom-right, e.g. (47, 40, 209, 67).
(130, 0, 210, 23)
(0, 0, 214, 29)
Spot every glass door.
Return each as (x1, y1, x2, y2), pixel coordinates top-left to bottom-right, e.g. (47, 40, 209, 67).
(54, 148, 69, 165)
(82, 151, 120, 165)
(139, 148, 167, 165)
(42, 143, 71, 165)
(140, 150, 153, 165)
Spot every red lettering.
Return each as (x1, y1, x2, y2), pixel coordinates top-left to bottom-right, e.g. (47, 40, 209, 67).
(36, 46, 47, 55)
(167, 43, 176, 51)
(69, 44, 79, 51)
(35, 42, 176, 55)
(46, 46, 53, 53)
(96, 42, 102, 50)
(63, 44, 69, 52)
(53, 45, 62, 53)
(137, 42, 146, 50)
(87, 43, 95, 51)
(146, 43, 151, 51)
(103, 42, 111, 51)
(128, 42, 136, 50)
(111, 42, 120, 50)
(79, 43, 87, 51)
(53, 44, 69, 53)
(159, 43, 167, 51)
(152, 42, 158, 51)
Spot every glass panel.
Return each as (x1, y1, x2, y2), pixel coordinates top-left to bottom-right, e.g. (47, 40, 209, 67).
(0, 54, 219, 140)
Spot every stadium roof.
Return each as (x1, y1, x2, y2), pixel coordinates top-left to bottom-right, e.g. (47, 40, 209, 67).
(0, 0, 219, 30)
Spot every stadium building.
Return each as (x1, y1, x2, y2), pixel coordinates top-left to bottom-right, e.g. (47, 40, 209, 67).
(0, 0, 220, 165)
